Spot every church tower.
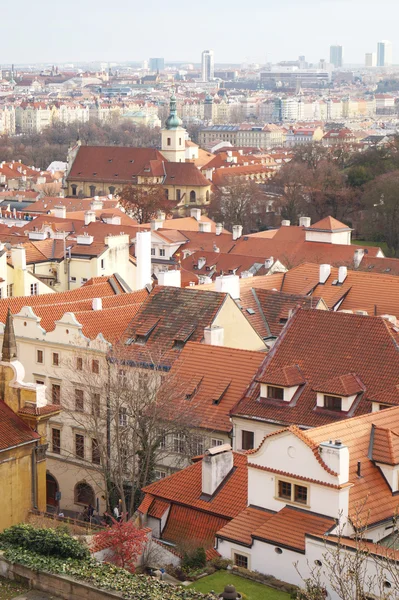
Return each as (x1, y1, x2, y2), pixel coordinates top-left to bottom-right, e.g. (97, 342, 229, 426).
(161, 94, 186, 163)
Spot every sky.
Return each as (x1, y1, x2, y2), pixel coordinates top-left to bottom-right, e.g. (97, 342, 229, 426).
(1, 0, 398, 65)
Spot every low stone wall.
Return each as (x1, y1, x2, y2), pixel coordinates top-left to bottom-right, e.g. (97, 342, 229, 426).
(0, 554, 123, 600)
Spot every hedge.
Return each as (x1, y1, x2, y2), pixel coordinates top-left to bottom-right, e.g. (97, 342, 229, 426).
(0, 524, 89, 560)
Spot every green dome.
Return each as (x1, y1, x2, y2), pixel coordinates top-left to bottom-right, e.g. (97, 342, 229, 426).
(165, 94, 183, 129)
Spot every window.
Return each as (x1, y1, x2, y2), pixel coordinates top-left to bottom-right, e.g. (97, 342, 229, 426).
(75, 389, 84, 412)
(241, 430, 254, 450)
(278, 479, 308, 505)
(75, 434, 84, 459)
(36, 379, 44, 385)
(77, 357, 83, 371)
(190, 190, 196, 203)
(75, 481, 94, 505)
(294, 484, 308, 505)
(70, 276, 77, 283)
(167, 137, 171, 146)
(6, 284, 13, 298)
(119, 369, 127, 385)
(89, 185, 96, 196)
(81, 278, 88, 284)
(278, 480, 292, 500)
(92, 359, 99, 374)
(52, 429, 61, 454)
(52, 384, 60, 405)
(211, 438, 223, 447)
(191, 436, 204, 456)
(92, 393, 101, 417)
(36, 349, 44, 364)
(92, 439, 101, 464)
(176, 189, 181, 202)
(165, 188, 169, 199)
(154, 470, 166, 480)
(52, 352, 59, 366)
(30, 283, 38, 296)
(234, 554, 248, 569)
(159, 248, 166, 257)
(119, 407, 128, 427)
(158, 429, 167, 450)
(379, 403, 390, 411)
(268, 386, 284, 400)
(100, 259, 105, 270)
(109, 186, 116, 194)
(173, 433, 186, 454)
(151, 248, 155, 256)
(179, 137, 182, 145)
(71, 184, 77, 197)
(324, 395, 342, 411)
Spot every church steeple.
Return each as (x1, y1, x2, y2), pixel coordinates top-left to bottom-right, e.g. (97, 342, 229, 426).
(2, 308, 17, 362)
(161, 92, 186, 163)
(165, 93, 183, 130)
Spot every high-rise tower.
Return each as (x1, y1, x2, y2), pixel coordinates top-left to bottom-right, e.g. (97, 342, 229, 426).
(201, 50, 214, 82)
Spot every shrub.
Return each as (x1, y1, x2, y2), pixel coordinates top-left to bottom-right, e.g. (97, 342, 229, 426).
(0, 524, 89, 560)
(209, 557, 232, 571)
(182, 547, 207, 570)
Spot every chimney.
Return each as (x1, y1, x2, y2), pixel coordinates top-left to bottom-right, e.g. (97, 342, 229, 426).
(240, 270, 254, 279)
(264, 256, 274, 269)
(215, 274, 240, 300)
(202, 444, 233, 497)
(76, 233, 94, 245)
(204, 325, 224, 346)
(319, 264, 331, 284)
(198, 221, 212, 233)
(215, 223, 223, 236)
(319, 440, 349, 484)
(232, 225, 243, 240)
(157, 211, 166, 221)
(213, 243, 220, 253)
(353, 248, 364, 269)
(157, 269, 181, 287)
(190, 208, 201, 221)
(53, 205, 66, 219)
(197, 256, 206, 269)
(338, 266, 347, 283)
(299, 216, 311, 227)
(92, 298, 102, 311)
(11, 245, 26, 270)
(281, 220, 290, 227)
(150, 219, 163, 231)
(135, 230, 152, 290)
(90, 198, 104, 210)
(84, 210, 96, 225)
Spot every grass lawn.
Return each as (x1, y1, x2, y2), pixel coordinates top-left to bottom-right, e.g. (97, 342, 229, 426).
(0, 576, 29, 600)
(187, 572, 291, 600)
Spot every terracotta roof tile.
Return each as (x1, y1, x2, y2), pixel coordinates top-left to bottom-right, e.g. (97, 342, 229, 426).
(257, 364, 306, 386)
(313, 373, 365, 397)
(308, 217, 351, 231)
(162, 505, 228, 551)
(216, 507, 274, 546)
(148, 498, 170, 519)
(0, 401, 40, 451)
(371, 425, 399, 465)
(232, 309, 399, 429)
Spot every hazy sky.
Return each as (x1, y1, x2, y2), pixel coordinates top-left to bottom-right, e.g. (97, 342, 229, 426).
(2, 0, 398, 65)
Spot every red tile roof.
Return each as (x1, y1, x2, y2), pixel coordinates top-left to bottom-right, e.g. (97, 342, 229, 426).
(164, 162, 210, 187)
(142, 452, 247, 520)
(371, 426, 399, 466)
(313, 373, 365, 397)
(257, 364, 305, 386)
(232, 309, 399, 428)
(162, 505, 228, 552)
(0, 401, 40, 451)
(216, 506, 274, 546)
(163, 342, 265, 433)
(308, 217, 351, 231)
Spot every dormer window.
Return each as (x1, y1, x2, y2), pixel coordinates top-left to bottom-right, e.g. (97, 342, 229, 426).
(268, 386, 284, 400)
(324, 395, 342, 411)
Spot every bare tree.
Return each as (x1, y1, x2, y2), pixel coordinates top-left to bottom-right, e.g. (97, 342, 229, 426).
(209, 179, 267, 232)
(295, 505, 397, 600)
(119, 184, 171, 224)
(59, 345, 202, 518)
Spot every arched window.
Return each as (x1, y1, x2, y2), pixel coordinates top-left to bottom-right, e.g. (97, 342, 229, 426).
(46, 473, 59, 507)
(89, 185, 96, 197)
(190, 190, 196, 203)
(74, 481, 95, 505)
(206, 190, 210, 203)
(167, 137, 171, 146)
(109, 186, 116, 194)
(71, 184, 77, 197)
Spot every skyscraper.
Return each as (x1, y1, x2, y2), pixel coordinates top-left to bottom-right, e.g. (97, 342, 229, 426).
(330, 45, 343, 68)
(149, 58, 164, 72)
(377, 41, 393, 67)
(365, 53, 377, 67)
(201, 50, 214, 82)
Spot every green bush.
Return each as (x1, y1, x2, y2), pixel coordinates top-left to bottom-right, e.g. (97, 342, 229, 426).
(209, 557, 232, 571)
(182, 547, 207, 570)
(0, 524, 89, 560)
(1, 546, 217, 599)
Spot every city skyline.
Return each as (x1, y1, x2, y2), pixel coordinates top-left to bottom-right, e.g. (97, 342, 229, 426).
(1, 0, 398, 65)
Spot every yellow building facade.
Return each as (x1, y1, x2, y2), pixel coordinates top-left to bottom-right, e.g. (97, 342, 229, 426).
(0, 309, 60, 531)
